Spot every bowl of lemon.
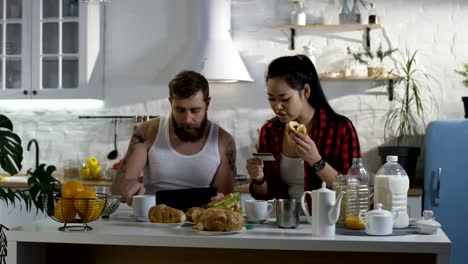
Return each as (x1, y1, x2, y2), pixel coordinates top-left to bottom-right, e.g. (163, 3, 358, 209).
(43, 180, 107, 231)
(80, 156, 104, 180)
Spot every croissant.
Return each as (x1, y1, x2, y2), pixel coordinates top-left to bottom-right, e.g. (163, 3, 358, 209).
(194, 208, 244, 232)
(186, 207, 204, 223)
(149, 204, 186, 223)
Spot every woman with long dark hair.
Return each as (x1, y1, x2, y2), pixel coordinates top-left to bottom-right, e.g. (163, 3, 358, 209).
(247, 55, 361, 200)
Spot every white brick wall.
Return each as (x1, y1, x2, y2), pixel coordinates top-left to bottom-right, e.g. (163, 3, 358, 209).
(1, 0, 467, 180)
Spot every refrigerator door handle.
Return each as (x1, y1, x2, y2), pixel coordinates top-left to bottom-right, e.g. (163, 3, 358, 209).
(435, 167, 441, 204)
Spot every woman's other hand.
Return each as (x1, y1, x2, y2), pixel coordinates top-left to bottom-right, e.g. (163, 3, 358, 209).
(246, 158, 264, 182)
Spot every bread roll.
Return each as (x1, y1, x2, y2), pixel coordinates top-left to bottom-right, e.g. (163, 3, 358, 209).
(148, 204, 166, 223)
(287, 121, 307, 135)
(149, 204, 186, 223)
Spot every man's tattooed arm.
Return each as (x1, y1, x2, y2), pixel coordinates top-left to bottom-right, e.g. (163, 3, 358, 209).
(226, 136, 237, 178)
(111, 132, 145, 194)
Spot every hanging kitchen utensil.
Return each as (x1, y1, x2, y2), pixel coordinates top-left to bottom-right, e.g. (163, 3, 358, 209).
(107, 120, 119, 160)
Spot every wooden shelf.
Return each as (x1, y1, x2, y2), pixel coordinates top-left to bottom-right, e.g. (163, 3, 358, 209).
(274, 24, 383, 30)
(319, 74, 401, 101)
(274, 24, 382, 50)
(319, 75, 400, 81)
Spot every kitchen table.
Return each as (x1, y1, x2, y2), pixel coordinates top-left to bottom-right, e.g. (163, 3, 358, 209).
(6, 208, 451, 264)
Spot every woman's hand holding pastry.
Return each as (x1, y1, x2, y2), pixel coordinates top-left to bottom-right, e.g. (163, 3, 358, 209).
(290, 132, 321, 166)
(246, 158, 264, 182)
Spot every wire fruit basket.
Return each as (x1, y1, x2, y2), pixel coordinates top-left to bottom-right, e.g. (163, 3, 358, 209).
(42, 192, 108, 231)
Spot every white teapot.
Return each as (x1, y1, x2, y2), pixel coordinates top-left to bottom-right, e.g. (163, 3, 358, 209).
(300, 182, 345, 237)
(359, 203, 398, 236)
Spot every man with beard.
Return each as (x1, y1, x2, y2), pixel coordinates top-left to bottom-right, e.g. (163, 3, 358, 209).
(113, 71, 236, 206)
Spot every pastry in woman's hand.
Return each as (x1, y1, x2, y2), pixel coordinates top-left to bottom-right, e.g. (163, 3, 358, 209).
(287, 121, 307, 135)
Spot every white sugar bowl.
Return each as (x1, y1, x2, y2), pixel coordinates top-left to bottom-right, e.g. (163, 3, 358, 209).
(359, 203, 398, 236)
(415, 210, 441, 235)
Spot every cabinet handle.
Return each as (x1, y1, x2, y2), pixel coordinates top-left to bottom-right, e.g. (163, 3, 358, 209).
(32, 90, 37, 95)
(23, 90, 28, 95)
(435, 167, 441, 205)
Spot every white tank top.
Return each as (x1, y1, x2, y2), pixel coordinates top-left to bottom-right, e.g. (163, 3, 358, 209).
(143, 116, 221, 195)
(279, 153, 305, 201)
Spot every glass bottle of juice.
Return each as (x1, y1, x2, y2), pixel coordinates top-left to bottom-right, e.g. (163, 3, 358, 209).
(345, 158, 369, 230)
(345, 175, 363, 229)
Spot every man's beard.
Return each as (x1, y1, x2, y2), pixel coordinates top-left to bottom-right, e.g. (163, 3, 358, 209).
(171, 113, 208, 142)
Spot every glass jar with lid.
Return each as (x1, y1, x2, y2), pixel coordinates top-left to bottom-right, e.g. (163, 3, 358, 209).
(332, 174, 347, 226)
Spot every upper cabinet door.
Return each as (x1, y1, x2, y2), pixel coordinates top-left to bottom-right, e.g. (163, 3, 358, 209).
(0, 0, 103, 99)
(0, 0, 31, 98)
(32, 0, 103, 99)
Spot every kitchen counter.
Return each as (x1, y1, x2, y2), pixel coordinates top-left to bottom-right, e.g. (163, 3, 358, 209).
(6, 209, 451, 264)
(0, 176, 425, 196)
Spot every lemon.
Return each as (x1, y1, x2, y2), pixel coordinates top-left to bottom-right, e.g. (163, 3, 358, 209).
(86, 156, 99, 168)
(81, 167, 91, 179)
(90, 166, 102, 179)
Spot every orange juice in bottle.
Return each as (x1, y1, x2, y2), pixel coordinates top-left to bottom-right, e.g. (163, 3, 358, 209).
(345, 216, 365, 230)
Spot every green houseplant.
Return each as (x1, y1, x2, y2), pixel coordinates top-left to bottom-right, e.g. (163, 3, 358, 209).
(378, 50, 437, 186)
(455, 63, 468, 118)
(352, 44, 398, 78)
(0, 114, 60, 263)
(0, 114, 60, 211)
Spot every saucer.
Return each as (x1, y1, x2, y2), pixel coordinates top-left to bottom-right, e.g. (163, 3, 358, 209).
(265, 216, 309, 224)
(245, 217, 267, 224)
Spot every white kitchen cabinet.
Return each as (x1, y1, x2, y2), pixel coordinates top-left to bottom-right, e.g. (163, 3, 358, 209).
(0, 0, 103, 99)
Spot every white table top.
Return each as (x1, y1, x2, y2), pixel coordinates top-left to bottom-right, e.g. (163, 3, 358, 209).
(7, 209, 451, 255)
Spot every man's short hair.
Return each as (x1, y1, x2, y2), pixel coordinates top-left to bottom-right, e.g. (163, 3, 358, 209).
(168, 70, 209, 102)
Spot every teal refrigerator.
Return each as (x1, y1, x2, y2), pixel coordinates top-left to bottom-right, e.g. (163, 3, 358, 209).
(424, 119, 468, 264)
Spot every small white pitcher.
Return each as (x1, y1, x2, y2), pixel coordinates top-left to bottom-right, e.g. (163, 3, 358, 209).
(358, 203, 398, 236)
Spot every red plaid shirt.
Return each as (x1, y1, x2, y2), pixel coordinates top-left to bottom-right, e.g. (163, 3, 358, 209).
(250, 108, 361, 200)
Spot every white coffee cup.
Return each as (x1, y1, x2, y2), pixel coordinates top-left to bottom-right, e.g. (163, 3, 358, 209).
(244, 200, 273, 221)
(132, 195, 156, 222)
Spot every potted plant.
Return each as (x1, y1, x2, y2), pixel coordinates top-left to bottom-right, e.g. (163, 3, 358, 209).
(353, 44, 398, 78)
(378, 50, 437, 186)
(0, 114, 60, 262)
(0, 114, 61, 210)
(455, 63, 468, 118)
